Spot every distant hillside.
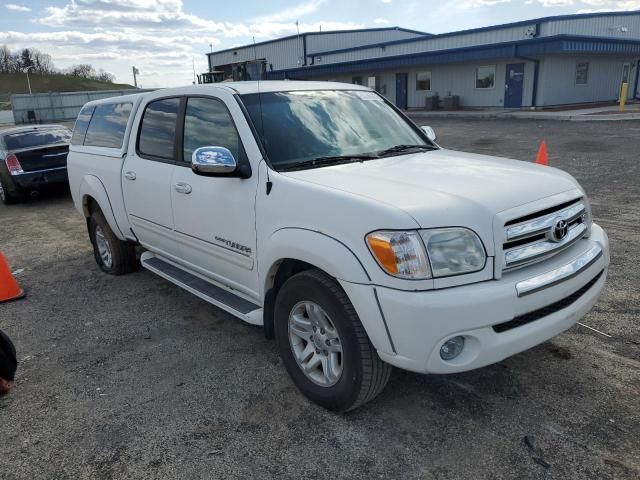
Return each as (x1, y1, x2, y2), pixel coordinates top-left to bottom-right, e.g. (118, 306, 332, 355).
(0, 72, 134, 110)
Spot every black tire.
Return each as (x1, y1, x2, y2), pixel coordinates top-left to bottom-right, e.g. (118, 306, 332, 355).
(274, 269, 392, 412)
(0, 177, 21, 205)
(88, 209, 138, 275)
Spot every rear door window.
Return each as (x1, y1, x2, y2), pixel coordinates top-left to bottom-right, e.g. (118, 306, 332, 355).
(5, 128, 71, 150)
(84, 103, 132, 149)
(137, 98, 180, 160)
(71, 105, 95, 145)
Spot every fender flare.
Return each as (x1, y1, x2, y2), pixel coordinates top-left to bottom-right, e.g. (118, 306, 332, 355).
(261, 228, 396, 353)
(79, 175, 126, 240)
(262, 227, 371, 292)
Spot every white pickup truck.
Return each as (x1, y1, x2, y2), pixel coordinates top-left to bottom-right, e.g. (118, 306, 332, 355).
(67, 81, 609, 411)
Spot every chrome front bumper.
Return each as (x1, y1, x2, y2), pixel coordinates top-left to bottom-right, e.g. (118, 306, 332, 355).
(515, 244, 603, 297)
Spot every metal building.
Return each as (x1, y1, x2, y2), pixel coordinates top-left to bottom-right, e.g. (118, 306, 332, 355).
(207, 12, 640, 109)
(10, 89, 153, 124)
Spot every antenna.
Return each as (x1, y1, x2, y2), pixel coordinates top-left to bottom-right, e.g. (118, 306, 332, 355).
(296, 20, 301, 66)
(192, 57, 197, 85)
(252, 35, 271, 194)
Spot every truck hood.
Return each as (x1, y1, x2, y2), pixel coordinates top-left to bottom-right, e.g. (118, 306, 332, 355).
(281, 149, 581, 253)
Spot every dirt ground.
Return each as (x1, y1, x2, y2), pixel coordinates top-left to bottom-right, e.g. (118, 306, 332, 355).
(0, 117, 638, 479)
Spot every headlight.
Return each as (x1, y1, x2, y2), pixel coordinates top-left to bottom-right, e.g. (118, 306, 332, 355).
(420, 228, 486, 277)
(366, 228, 486, 279)
(366, 231, 431, 279)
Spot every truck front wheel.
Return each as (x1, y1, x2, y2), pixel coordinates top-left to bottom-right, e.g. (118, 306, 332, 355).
(274, 269, 392, 412)
(88, 210, 138, 275)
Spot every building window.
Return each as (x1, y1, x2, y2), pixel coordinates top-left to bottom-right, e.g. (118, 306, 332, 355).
(352, 76, 363, 85)
(416, 71, 431, 91)
(475, 65, 495, 89)
(575, 62, 589, 86)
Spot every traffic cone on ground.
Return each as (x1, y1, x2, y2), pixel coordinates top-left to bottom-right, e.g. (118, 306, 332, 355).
(0, 252, 24, 303)
(535, 140, 548, 166)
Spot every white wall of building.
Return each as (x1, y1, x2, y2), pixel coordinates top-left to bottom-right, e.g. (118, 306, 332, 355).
(537, 55, 637, 106)
(312, 59, 537, 108)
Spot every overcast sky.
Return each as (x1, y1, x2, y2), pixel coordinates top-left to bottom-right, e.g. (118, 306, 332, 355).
(0, 0, 638, 87)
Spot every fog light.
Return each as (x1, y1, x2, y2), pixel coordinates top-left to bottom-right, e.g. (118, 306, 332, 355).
(440, 336, 465, 361)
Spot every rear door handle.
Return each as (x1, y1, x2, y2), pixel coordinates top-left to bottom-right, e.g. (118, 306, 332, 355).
(124, 171, 136, 180)
(174, 182, 192, 194)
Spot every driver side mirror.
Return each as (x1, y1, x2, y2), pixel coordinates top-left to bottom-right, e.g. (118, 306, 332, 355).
(191, 146, 237, 176)
(421, 126, 437, 142)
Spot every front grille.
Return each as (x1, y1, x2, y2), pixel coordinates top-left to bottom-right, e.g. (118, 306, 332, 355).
(502, 199, 588, 270)
(492, 270, 603, 333)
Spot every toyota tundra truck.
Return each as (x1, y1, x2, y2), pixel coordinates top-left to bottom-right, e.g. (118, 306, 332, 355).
(67, 82, 609, 412)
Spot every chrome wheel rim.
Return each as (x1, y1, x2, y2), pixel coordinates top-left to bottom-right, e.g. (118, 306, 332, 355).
(288, 301, 343, 387)
(94, 226, 113, 269)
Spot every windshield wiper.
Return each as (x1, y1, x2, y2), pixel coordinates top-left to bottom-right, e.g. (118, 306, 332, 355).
(376, 144, 436, 157)
(279, 154, 379, 171)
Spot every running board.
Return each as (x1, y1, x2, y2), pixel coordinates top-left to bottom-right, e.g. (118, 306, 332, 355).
(140, 251, 263, 326)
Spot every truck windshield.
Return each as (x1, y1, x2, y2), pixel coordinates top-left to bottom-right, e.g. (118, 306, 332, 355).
(240, 90, 431, 170)
(5, 128, 71, 151)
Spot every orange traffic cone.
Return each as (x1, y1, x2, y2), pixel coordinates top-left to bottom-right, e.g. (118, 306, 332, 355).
(0, 252, 24, 303)
(535, 140, 548, 166)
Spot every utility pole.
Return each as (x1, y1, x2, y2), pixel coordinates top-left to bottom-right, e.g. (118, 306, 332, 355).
(132, 66, 139, 88)
(24, 66, 32, 94)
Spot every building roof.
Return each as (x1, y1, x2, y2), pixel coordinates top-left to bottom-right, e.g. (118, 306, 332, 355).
(267, 34, 640, 79)
(207, 27, 431, 57)
(308, 10, 640, 57)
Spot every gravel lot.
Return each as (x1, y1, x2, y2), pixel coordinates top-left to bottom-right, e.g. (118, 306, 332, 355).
(1, 117, 639, 479)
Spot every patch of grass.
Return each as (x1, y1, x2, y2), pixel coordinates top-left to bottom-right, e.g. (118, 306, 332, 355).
(0, 72, 134, 109)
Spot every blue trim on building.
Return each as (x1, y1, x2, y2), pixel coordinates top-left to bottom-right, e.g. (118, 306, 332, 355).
(266, 35, 640, 79)
(309, 11, 640, 58)
(206, 26, 431, 57)
(417, 10, 640, 40)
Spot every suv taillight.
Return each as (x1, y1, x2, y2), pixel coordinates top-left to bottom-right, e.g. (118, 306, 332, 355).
(5, 154, 23, 175)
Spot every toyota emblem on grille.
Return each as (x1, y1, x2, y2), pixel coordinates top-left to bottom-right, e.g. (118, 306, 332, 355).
(549, 217, 568, 242)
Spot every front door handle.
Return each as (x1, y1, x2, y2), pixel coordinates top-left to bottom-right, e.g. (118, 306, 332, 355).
(174, 182, 192, 194)
(124, 171, 136, 180)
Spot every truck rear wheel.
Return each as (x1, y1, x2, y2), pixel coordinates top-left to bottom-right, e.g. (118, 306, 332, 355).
(274, 269, 392, 412)
(88, 210, 138, 275)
